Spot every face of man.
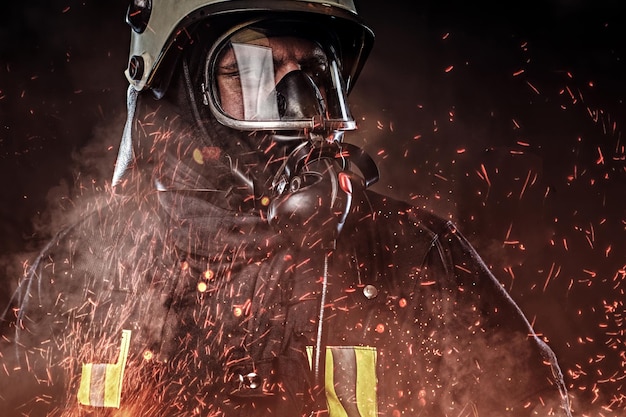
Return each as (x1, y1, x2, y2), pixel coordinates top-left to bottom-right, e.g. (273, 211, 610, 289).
(202, 22, 356, 132)
(213, 34, 331, 121)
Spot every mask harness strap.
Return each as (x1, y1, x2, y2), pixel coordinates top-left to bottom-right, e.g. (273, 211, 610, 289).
(112, 85, 139, 189)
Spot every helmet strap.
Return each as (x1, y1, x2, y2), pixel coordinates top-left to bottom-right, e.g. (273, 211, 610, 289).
(112, 85, 139, 189)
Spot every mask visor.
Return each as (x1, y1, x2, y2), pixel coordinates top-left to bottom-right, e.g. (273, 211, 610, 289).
(204, 22, 355, 132)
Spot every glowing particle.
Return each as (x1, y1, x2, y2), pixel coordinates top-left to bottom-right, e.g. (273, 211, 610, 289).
(203, 269, 214, 280)
(398, 298, 407, 308)
(418, 389, 427, 407)
(233, 307, 243, 317)
(445, 65, 454, 73)
(143, 350, 154, 361)
(260, 196, 270, 207)
(583, 269, 597, 278)
(201, 146, 221, 160)
(519, 170, 532, 199)
(192, 148, 204, 164)
(596, 147, 605, 165)
(526, 81, 540, 95)
(478, 163, 492, 187)
(338, 172, 353, 194)
(197, 281, 208, 293)
(375, 323, 385, 333)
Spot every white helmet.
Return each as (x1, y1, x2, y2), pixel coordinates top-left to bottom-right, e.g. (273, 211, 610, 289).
(125, 0, 374, 97)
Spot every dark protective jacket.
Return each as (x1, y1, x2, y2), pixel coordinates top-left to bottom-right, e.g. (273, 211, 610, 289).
(0, 100, 571, 417)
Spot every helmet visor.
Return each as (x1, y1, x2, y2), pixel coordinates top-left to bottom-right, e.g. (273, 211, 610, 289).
(204, 21, 355, 131)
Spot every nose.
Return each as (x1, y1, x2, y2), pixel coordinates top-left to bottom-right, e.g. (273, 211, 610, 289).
(274, 60, 301, 85)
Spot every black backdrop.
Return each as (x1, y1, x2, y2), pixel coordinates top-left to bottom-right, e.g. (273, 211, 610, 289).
(1, 1, 625, 414)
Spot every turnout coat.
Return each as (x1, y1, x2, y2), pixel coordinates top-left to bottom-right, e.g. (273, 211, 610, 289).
(1, 101, 571, 417)
(1, 190, 571, 416)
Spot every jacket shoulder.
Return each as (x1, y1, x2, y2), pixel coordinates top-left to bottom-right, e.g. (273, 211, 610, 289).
(359, 190, 457, 237)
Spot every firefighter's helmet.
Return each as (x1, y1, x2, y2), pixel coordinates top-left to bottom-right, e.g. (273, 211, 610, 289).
(124, 0, 374, 97)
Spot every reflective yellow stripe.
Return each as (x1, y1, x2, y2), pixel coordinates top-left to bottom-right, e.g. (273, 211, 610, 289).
(307, 346, 378, 417)
(77, 330, 132, 408)
(355, 347, 377, 417)
(325, 349, 349, 417)
(77, 363, 93, 405)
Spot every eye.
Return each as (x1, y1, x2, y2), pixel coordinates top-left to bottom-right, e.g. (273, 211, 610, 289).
(301, 59, 328, 83)
(218, 69, 240, 79)
(216, 59, 240, 77)
(215, 46, 239, 78)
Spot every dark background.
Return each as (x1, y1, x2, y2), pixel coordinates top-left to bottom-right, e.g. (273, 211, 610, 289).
(1, 1, 624, 414)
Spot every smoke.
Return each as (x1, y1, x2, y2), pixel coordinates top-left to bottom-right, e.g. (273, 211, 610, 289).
(0, 0, 128, 326)
(1, 0, 625, 415)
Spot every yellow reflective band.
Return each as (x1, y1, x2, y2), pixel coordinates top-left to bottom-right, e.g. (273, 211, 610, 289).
(307, 346, 378, 417)
(325, 349, 348, 417)
(354, 347, 377, 417)
(77, 330, 132, 408)
(77, 363, 93, 405)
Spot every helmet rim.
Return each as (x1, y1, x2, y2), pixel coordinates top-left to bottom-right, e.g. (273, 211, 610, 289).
(125, 0, 374, 95)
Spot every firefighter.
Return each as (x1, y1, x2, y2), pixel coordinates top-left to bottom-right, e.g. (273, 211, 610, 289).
(1, 1, 572, 416)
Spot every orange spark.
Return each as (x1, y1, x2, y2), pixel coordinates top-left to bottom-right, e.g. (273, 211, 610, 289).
(526, 81, 540, 95)
(596, 147, 605, 164)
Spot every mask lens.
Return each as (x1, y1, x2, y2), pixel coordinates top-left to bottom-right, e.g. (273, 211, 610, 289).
(205, 23, 354, 130)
